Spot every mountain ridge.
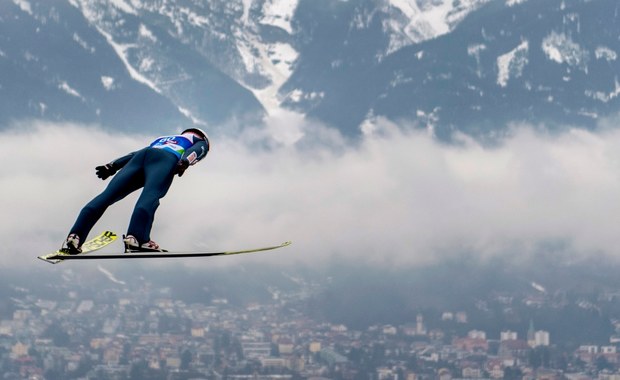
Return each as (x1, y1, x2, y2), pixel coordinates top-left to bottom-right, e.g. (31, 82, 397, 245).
(1, 0, 618, 139)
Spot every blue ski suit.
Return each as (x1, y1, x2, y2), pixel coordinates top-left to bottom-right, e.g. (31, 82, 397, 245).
(69, 133, 209, 245)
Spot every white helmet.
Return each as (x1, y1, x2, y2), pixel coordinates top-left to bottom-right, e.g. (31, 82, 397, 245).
(182, 128, 210, 148)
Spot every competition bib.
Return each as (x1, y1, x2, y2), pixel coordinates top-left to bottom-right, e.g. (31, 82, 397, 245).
(150, 135, 193, 159)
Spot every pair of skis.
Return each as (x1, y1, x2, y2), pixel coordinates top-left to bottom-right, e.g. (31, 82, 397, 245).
(38, 231, 291, 264)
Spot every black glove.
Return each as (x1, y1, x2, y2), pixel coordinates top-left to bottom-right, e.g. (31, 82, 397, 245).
(175, 159, 190, 177)
(95, 163, 118, 180)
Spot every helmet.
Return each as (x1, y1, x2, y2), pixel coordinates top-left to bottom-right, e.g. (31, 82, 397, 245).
(182, 127, 210, 146)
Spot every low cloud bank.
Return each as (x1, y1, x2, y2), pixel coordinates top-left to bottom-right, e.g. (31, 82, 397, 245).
(2, 120, 620, 268)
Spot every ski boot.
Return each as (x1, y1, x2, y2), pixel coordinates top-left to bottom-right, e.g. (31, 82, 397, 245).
(63, 233, 82, 255)
(123, 235, 168, 252)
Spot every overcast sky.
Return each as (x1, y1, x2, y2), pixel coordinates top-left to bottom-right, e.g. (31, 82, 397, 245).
(3, 115, 620, 269)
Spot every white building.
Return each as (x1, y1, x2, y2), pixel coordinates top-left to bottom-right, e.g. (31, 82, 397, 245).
(468, 330, 487, 340)
(500, 331, 517, 341)
(601, 346, 617, 354)
(534, 330, 550, 347)
(416, 314, 427, 335)
(579, 345, 598, 354)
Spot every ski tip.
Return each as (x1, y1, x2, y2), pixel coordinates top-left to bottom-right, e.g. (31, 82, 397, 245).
(102, 230, 118, 239)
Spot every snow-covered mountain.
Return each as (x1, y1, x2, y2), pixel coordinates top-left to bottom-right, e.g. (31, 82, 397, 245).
(1, 0, 619, 138)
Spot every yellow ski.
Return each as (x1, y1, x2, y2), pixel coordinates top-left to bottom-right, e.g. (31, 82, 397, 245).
(38, 231, 118, 264)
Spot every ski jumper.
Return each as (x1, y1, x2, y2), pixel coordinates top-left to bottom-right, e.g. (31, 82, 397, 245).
(69, 133, 209, 245)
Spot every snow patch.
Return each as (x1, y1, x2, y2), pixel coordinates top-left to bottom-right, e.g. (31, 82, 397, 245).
(468, 44, 486, 77)
(128, 0, 143, 10)
(236, 34, 299, 110)
(468, 44, 486, 56)
(68, 0, 100, 25)
(237, 40, 258, 75)
(595, 46, 617, 62)
(139, 24, 157, 42)
(389, 71, 414, 88)
(59, 81, 84, 100)
(109, 0, 137, 15)
(267, 43, 298, 79)
(178, 107, 208, 127)
(12, 0, 32, 16)
(260, 0, 299, 34)
(73, 33, 95, 53)
(352, 7, 371, 30)
(496, 40, 529, 87)
(95, 26, 161, 94)
(585, 78, 620, 103)
(542, 31, 589, 70)
(101, 76, 115, 90)
(179, 6, 209, 28)
(286, 89, 323, 104)
(139, 57, 154, 72)
(241, 0, 254, 25)
(288, 89, 304, 103)
(385, 0, 489, 54)
(506, 0, 528, 6)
